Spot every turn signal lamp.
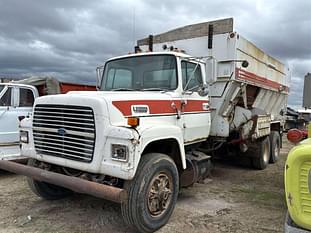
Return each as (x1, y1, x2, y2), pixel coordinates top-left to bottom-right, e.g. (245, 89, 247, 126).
(287, 129, 308, 144)
(127, 117, 140, 127)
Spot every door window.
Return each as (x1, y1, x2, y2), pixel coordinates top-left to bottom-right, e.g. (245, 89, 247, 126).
(0, 87, 12, 106)
(19, 88, 35, 107)
(181, 61, 202, 91)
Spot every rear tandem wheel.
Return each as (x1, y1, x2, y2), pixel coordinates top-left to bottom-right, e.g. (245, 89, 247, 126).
(251, 136, 271, 170)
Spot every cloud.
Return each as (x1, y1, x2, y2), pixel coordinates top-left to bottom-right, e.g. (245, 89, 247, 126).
(287, 59, 311, 108)
(0, 0, 310, 107)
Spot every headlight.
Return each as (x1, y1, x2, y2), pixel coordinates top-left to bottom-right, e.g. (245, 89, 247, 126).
(111, 144, 128, 162)
(20, 130, 29, 143)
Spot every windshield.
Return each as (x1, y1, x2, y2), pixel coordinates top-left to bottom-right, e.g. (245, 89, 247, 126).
(101, 55, 177, 91)
(0, 86, 11, 107)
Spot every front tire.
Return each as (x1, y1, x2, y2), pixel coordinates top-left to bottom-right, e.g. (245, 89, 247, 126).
(121, 153, 179, 233)
(27, 159, 72, 200)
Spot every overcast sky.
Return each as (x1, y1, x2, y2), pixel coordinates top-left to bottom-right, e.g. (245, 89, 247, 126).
(0, 0, 310, 108)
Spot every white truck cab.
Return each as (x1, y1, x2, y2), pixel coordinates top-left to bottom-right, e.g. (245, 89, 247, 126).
(0, 83, 37, 160)
(21, 51, 212, 180)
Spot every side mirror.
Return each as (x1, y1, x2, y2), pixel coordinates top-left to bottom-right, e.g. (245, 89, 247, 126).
(198, 83, 209, 97)
(205, 57, 217, 84)
(96, 66, 104, 90)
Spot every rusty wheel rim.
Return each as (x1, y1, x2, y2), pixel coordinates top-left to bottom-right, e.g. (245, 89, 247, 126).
(147, 172, 173, 217)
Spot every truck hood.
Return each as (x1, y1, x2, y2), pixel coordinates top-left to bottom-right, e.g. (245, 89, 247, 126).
(64, 91, 179, 126)
(67, 90, 175, 102)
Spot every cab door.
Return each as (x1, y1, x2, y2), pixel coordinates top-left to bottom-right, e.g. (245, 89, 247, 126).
(180, 60, 211, 144)
(0, 85, 18, 145)
(0, 86, 36, 146)
(16, 86, 36, 122)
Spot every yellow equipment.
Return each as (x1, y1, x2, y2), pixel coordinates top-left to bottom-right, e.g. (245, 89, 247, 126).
(285, 124, 311, 231)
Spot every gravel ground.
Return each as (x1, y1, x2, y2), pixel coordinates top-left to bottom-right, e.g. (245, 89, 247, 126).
(0, 137, 293, 233)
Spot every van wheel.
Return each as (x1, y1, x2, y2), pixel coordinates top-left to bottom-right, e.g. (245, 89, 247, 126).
(121, 153, 179, 233)
(27, 159, 72, 200)
(251, 136, 271, 170)
(269, 131, 281, 163)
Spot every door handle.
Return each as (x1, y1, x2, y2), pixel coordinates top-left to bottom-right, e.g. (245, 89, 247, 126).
(171, 102, 181, 119)
(171, 100, 187, 119)
(202, 103, 210, 111)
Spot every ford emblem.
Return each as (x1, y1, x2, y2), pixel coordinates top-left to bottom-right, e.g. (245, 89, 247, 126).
(58, 128, 66, 136)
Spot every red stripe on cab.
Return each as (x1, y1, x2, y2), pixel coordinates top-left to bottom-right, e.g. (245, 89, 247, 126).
(112, 99, 209, 117)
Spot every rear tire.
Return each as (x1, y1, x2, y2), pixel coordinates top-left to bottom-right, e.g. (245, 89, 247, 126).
(269, 131, 281, 163)
(251, 136, 271, 170)
(27, 159, 72, 200)
(121, 153, 179, 233)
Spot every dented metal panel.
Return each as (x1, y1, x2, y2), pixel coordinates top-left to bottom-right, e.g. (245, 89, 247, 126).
(252, 88, 287, 121)
(254, 115, 271, 139)
(235, 35, 290, 90)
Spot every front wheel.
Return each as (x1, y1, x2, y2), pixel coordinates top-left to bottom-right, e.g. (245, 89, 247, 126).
(121, 153, 179, 233)
(27, 159, 72, 200)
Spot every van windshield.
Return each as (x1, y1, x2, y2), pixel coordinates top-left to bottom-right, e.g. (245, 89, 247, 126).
(0, 87, 11, 107)
(101, 55, 177, 91)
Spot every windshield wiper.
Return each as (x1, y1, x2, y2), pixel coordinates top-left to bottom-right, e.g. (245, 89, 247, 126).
(111, 88, 136, 91)
(141, 88, 168, 92)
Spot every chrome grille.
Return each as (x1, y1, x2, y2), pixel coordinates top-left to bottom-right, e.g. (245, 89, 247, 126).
(33, 104, 95, 163)
(300, 161, 311, 215)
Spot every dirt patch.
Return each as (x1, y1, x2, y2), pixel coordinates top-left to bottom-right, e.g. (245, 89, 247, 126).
(0, 137, 293, 233)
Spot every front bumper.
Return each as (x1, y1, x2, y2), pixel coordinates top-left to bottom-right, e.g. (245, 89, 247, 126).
(285, 213, 310, 233)
(0, 160, 127, 203)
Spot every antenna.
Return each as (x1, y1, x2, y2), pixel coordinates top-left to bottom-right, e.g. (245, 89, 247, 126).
(132, 6, 136, 47)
